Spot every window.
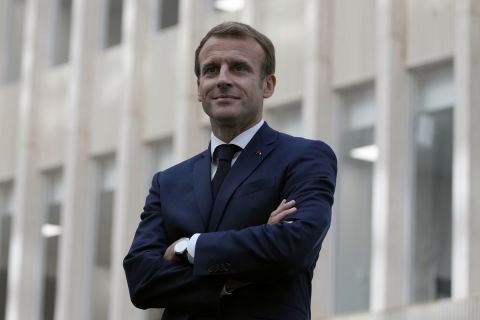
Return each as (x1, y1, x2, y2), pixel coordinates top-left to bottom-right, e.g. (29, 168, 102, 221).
(149, 137, 174, 173)
(157, 0, 179, 30)
(265, 101, 303, 136)
(411, 64, 453, 302)
(51, 0, 72, 65)
(2, 0, 25, 82)
(0, 182, 14, 320)
(40, 170, 63, 320)
(102, 0, 123, 48)
(334, 83, 375, 314)
(91, 155, 116, 320)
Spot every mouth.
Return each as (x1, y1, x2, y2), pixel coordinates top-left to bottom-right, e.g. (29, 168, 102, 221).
(213, 95, 239, 100)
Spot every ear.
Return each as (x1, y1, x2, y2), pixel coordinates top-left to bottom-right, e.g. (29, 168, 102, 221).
(263, 74, 276, 98)
(197, 79, 202, 102)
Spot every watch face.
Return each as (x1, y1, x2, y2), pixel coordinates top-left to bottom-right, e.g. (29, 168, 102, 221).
(175, 239, 188, 255)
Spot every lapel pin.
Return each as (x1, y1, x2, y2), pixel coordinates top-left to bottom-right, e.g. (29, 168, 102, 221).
(255, 150, 262, 156)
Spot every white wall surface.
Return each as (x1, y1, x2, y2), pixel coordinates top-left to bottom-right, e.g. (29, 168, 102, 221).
(407, 0, 454, 67)
(144, 28, 179, 141)
(333, 0, 376, 87)
(37, 66, 69, 170)
(90, 47, 122, 156)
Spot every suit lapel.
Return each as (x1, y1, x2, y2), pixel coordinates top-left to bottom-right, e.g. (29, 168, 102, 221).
(193, 148, 213, 229)
(207, 124, 278, 232)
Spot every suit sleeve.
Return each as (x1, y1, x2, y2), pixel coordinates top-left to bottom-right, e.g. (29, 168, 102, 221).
(123, 173, 224, 312)
(193, 140, 337, 278)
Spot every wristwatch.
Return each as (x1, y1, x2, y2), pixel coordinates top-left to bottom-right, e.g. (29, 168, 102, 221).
(174, 237, 189, 260)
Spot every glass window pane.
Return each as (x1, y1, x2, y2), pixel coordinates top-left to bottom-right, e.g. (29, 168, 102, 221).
(265, 101, 302, 136)
(334, 84, 375, 314)
(40, 171, 63, 320)
(103, 0, 123, 48)
(411, 65, 453, 302)
(150, 137, 174, 173)
(3, 0, 25, 82)
(157, 0, 179, 30)
(92, 155, 116, 320)
(52, 0, 72, 66)
(0, 182, 14, 320)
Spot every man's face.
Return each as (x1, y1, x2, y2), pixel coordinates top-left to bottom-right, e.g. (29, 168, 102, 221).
(197, 36, 275, 132)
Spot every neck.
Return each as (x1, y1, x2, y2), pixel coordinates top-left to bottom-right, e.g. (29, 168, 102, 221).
(211, 119, 261, 143)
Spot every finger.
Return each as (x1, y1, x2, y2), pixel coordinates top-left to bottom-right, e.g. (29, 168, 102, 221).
(271, 200, 296, 217)
(277, 207, 297, 220)
(268, 207, 297, 224)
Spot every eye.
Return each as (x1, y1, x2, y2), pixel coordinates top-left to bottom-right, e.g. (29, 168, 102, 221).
(232, 64, 249, 72)
(202, 65, 219, 76)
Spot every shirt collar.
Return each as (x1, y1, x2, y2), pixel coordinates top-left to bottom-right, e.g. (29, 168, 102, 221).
(210, 119, 265, 158)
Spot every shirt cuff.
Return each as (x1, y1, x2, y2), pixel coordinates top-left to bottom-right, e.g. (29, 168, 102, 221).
(187, 233, 200, 264)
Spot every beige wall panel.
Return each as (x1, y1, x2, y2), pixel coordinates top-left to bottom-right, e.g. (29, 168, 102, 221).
(0, 85, 19, 180)
(407, 0, 454, 67)
(261, 0, 305, 106)
(332, 0, 376, 87)
(144, 29, 179, 141)
(36, 66, 69, 169)
(90, 48, 122, 155)
(265, 36, 304, 107)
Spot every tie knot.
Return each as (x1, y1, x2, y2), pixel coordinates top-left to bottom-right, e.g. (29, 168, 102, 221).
(214, 144, 241, 162)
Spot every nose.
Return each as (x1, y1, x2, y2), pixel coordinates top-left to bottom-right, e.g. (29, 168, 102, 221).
(216, 65, 232, 88)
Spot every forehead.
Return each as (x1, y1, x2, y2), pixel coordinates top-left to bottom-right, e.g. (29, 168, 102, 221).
(198, 36, 265, 67)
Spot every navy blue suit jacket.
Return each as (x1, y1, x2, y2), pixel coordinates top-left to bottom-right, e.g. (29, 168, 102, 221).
(124, 123, 337, 320)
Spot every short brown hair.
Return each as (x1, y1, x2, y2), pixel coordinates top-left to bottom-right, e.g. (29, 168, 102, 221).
(194, 21, 275, 78)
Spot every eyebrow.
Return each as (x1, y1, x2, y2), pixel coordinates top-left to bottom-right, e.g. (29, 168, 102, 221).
(200, 59, 254, 74)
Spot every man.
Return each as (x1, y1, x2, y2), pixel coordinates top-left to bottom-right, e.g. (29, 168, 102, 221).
(124, 22, 337, 320)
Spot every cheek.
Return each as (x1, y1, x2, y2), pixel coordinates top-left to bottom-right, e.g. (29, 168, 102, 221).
(198, 81, 214, 97)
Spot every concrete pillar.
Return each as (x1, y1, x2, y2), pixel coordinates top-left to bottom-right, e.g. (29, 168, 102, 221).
(370, 0, 411, 311)
(108, 1, 157, 319)
(303, 0, 335, 143)
(6, 0, 55, 319)
(240, 0, 257, 25)
(174, 0, 207, 160)
(54, 0, 103, 319)
(302, 0, 336, 318)
(452, 0, 480, 299)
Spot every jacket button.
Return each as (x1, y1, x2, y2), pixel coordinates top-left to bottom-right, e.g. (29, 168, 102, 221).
(209, 265, 220, 273)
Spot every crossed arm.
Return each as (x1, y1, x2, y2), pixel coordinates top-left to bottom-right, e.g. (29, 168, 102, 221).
(163, 199, 297, 262)
(124, 140, 336, 310)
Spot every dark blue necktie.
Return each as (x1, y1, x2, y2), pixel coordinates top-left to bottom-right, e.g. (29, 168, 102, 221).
(212, 144, 241, 200)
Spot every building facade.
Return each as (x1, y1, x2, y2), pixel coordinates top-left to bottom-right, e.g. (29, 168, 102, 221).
(0, 0, 479, 319)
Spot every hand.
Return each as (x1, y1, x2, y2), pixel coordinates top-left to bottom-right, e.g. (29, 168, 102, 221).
(268, 199, 296, 224)
(164, 238, 184, 261)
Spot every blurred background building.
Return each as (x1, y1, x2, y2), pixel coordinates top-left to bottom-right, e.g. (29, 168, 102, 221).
(0, 0, 479, 319)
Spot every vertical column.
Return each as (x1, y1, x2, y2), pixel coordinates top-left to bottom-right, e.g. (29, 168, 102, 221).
(302, 0, 335, 143)
(370, 0, 410, 311)
(174, 0, 206, 160)
(302, 0, 336, 318)
(452, 0, 480, 299)
(109, 1, 157, 320)
(54, 0, 103, 319)
(6, 0, 55, 319)
(240, 0, 257, 25)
